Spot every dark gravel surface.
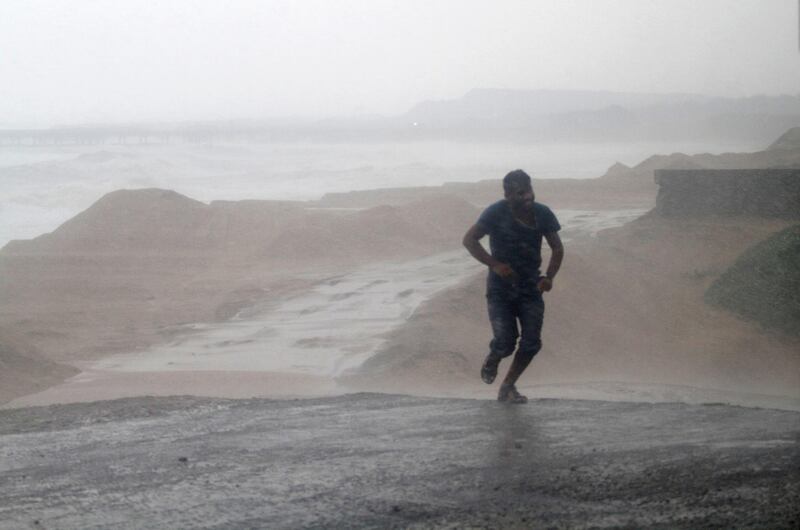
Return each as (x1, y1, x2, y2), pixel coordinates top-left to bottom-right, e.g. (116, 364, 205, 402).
(1, 393, 799, 529)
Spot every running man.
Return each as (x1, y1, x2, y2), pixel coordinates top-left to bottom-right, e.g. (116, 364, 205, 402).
(462, 169, 564, 403)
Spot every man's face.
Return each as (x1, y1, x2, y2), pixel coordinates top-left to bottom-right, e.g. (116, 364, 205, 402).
(505, 183, 535, 210)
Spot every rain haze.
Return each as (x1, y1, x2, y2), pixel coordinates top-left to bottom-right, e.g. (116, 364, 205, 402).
(1, 0, 799, 124)
(1, 1, 799, 528)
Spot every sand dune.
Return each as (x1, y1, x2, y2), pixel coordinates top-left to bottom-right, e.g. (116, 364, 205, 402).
(3, 154, 798, 407)
(4, 189, 306, 255)
(0, 327, 77, 403)
(4, 189, 478, 260)
(350, 214, 800, 404)
(601, 127, 800, 182)
(0, 189, 481, 402)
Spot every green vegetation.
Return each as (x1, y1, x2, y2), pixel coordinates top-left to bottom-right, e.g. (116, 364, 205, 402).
(705, 224, 800, 336)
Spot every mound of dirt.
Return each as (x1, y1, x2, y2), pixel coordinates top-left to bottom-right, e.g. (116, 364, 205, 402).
(0, 189, 481, 403)
(0, 327, 77, 403)
(768, 126, 800, 151)
(706, 223, 800, 336)
(353, 214, 800, 400)
(600, 128, 800, 182)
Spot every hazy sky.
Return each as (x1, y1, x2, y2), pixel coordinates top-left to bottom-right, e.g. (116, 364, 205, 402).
(1, 0, 798, 126)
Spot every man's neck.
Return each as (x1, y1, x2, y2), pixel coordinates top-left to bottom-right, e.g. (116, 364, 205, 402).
(509, 202, 536, 226)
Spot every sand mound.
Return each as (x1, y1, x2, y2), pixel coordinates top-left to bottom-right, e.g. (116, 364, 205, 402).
(768, 126, 800, 151)
(0, 327, 77, 403)
(353, 214, 800, 399)
(267, 205, 420, 260)
(206, 199, 309, 251)
(706, 223, 800, 335)
(0, 188, 483, 403)
(4, 189, 479, 261)
(4, 189, 210, 254)
(265, 195, 480, 261)
(396, 195, 483, 238)
(601, 130, 800, 182)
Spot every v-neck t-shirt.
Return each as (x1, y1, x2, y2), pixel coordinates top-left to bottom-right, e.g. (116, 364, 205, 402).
(476, 200, 561, 292)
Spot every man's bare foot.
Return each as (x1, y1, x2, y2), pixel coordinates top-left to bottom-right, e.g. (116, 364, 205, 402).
(497, 384, 528, 404)
(481, 354, 501, 384)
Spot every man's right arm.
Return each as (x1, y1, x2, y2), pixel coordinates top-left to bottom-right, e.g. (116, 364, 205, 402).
(462, 223, 515, 278)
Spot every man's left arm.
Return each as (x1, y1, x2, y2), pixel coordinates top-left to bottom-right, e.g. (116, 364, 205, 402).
(537, 231, 564, 293)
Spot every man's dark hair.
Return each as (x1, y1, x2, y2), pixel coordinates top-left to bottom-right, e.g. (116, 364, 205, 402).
(503, 169, 532, 194)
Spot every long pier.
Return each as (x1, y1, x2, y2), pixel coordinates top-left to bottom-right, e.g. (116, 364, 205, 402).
(0, 125, 278, 146)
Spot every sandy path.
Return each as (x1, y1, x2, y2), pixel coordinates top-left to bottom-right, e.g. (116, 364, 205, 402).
(4, 209, 646, 408)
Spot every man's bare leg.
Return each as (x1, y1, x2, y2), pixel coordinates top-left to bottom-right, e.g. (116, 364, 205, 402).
(497, 350, 534, 403)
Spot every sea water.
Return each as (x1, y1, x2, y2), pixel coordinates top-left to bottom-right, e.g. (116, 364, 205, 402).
(0, 139, 757, 246)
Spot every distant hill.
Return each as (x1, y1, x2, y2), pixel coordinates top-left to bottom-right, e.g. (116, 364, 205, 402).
(4, 89, 798, 146)
(600, 127, 800, 182)
(396, 89, 800, 143)
(319, 127, 800, 212)
(705, 224, 800, 336)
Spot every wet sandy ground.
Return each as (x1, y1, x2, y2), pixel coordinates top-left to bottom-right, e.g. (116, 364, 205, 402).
(4, 209, 646, 410)
(1, 394, 798, 529)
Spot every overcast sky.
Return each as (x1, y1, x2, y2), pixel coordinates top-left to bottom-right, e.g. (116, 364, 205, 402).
(1, 0, 798, 127)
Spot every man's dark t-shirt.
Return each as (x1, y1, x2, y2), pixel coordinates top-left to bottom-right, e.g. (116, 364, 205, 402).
(477, 200, 561, 294)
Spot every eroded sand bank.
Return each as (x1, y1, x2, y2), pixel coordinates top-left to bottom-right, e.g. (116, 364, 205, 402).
(5, 209, 647, 408)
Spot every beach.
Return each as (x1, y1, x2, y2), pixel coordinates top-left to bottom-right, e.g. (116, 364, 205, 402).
(4, 209, 649, 408)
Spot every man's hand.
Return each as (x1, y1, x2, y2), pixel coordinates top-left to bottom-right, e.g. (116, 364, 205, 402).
(491, 262, 516, 279)
(537, 277, 553, 292)
(463, 224, 518, 282)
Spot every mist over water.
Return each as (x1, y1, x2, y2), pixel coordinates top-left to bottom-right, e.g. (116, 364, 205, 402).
(0, 138, 758, 246)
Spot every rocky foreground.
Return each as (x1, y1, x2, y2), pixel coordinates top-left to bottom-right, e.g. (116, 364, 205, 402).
(1, 394, 798, 529)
